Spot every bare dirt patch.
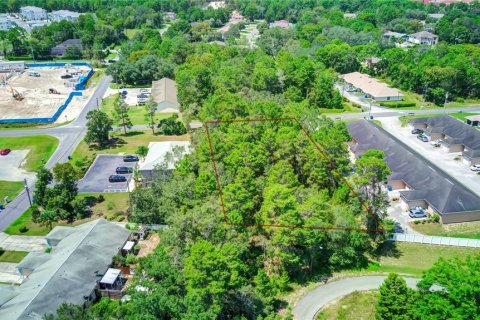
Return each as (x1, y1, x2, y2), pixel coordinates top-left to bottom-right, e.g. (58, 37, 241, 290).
(137, 232, 160, 258)
(0, 66, 91, 120)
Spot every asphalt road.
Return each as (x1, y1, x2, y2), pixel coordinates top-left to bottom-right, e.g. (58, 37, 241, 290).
(0, 75, 112, 231)
(293, 275, 419, 320)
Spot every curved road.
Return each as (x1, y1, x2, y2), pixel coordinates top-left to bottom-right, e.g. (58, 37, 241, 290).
(0, 75, 112, 231)
(293, 275, 419, 320)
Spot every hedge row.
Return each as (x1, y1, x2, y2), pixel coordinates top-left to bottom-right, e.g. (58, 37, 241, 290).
(380, 101, 416, 108)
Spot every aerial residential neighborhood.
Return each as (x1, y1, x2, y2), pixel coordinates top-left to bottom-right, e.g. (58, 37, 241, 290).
(0, 0, 479, 320)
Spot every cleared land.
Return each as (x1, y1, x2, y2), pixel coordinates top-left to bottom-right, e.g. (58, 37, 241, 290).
(316, 290, 376, 320)
(0, 66, 90, 120)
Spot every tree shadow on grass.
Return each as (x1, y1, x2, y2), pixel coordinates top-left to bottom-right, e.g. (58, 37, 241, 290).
(377, 241, 402, 259)
(121, 130, 144, 137)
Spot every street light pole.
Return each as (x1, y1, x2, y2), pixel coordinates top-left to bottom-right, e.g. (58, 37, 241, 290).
(443, 92, 449, 113)
(24, 178, 32, 206)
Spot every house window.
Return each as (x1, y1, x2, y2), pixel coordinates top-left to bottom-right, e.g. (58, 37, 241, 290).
(387, 97, 390, 101)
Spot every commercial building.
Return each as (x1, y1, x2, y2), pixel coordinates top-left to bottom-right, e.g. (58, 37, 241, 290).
(20, 6, 47, 21)
(50, 39, 83, 57)
(341, 72, 403, 102)
(151, 77, 180, 113)
(409, 115, 480, 165)
(139, 141, 191, 178)
(347, 120, 480, 224)
(0, 14, 17, 31)
(0, 219, 131, 320)
(50, 10, 81, 22)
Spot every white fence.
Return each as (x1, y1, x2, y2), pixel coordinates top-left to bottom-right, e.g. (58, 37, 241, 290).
(391, 233, 480, 248)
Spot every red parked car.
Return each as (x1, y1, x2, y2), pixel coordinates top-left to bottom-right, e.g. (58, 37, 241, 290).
(0, 148, 11, 155)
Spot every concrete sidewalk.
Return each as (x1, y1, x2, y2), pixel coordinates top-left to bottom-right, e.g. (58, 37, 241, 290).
(0, 232, 46, 252)
(0, 262, 23, 284)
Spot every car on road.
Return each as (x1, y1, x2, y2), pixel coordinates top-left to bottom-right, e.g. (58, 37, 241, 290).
(137, 93, 148, 99)
(409, 207, 427, 218)
(123, 155, 139, 162)
(411, 128, 423, 135)
(470, 164, 480, 172)
(109, 175, 127, 183)
(0, 148, 11, 155)
(140, 89, 150, 94)
(417, 134, 429, 142)
(116, 166, 133, 174)
(137, 98, 147, 105)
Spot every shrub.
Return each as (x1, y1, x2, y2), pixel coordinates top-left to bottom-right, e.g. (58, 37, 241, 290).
(432, 213, 440, 223)
(380, 101, 416, 108)
(106, 213, 116, 221)
(455, 97, 465, 103)
(97, 194, 105, 203)
(45, 247, 52, 253)
(19, 226, 29, 233)
(116, 215, 125, 222)
(414, 220, 421, 224)
(107, 202, 114, 210)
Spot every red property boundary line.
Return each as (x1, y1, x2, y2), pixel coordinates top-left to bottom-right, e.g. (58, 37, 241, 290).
(204, 117, 384, 233)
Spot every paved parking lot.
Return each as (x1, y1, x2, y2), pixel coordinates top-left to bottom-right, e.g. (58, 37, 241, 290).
(381, 117, 480, 197)
(0, 150, 35, 181)
(387, 193, 420, 235)
(77, 155, 136, 193)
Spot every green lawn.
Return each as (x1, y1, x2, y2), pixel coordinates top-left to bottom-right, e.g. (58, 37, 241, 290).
(0, 181, 24, 203)
(410, 221, 480, 239)
(124, 29, 142, 39)
(399, 112, 478, 126)
(4, 193, 130, 236)
(4, 208, 50, 236)
(101, 94, 178, 126)
(316, 291, 376, 320)
(365, 242, 479, 277)
(0, 250, 29, 263)
(0, 136, 58, 171)
(70, 130, 189, 165)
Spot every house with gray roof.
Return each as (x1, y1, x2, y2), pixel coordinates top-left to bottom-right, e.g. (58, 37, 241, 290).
(151, 77, 180, 113)
(347, 120, 480, 224)
(0, 219, 130, 320)
(408, 31, 439, 45)
(409, 115, 480, 165)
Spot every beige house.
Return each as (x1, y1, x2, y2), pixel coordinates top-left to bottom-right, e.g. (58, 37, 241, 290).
(341, 72, 403, 102)
(151, 78, 180, 113)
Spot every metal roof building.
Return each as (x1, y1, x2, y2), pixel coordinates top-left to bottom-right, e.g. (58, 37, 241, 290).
(0, 219, 130, 320)
(347, 120, 480, 224)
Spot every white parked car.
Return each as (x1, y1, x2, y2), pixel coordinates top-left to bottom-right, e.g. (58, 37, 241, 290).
(430, 140, 441, 147)
(470, 164, 480, 172)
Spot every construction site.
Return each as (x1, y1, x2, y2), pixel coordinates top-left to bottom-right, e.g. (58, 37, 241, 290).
(0, 63, 92, 122)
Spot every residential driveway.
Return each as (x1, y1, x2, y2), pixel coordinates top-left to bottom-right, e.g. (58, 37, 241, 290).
(293, 276, 419, 320)
(380, 117, 480, 197)
(0, 150, 35, 181)
(0, 232, 46, 252)
(0, 262, 23, 284)
(77, 155, 136, 193)
(387, 193, 420, 235)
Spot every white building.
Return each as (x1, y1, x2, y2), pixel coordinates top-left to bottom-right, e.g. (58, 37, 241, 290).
(0, 14, 16, 31)
(50, 10, 81, 22)
(341, 72, 404, 102)
(0, 60, 25, 72)
(408, 31, 439, 46)
(20, 6, 47, 21)
(139, 141, 191, 178)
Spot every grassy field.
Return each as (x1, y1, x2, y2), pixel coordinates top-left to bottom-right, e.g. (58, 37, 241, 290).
(365, 242, 479, 277)
(0, 136, 58, 171)
(316, 290, 376, 320)
(71, 130, 189, 164)
(101, 94, 177, 126)
(0, 181, 24, 203)
(4, 193, 130, 236)
(0, 250, 29, 263)
(4, 208, 50, 236)
(87, 69, 105, 88)
(399, 112, 478, 126)
(410, 221, 480, 239)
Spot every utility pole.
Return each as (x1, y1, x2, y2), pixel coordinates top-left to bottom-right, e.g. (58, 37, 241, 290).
(443, 92, 449, 113)
(24, 178, 32, 206)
